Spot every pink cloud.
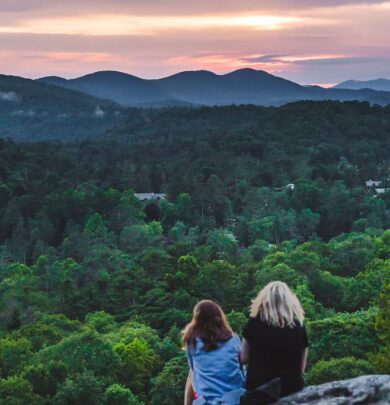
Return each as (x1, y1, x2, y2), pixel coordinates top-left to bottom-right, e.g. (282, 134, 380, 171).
(0, 1, 389, 83)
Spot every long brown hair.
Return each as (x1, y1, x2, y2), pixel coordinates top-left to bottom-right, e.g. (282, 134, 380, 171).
(182, 300, 233, 351)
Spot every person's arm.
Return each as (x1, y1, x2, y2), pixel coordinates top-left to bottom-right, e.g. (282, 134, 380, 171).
(301, 347, 308, 374)
(240, 338, 250, 365)
(184, 371, 194, 405)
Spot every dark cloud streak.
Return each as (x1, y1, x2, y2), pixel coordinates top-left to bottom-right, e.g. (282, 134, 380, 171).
(296, 56, 390, 66)
(242, 55, 390, 66)
(242, 54, 287, 63)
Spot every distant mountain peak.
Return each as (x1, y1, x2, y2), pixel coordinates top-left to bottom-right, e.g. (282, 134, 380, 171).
(334, 78, 390, 92)
(162, 69, 218, 79)
(76, 71, 146, 83)
(224, 68, 269, 76)
(39, 75, 68, 81)
(0, 73, 121, 141)
(37, 68, 390, 107)
(38, 76, 69, 85)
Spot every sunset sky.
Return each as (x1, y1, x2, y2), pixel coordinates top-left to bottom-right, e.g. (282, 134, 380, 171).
(1, 0, 390, 85)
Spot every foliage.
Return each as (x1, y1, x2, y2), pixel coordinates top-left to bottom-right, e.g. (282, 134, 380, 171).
(53, 371, 105, 405)
(306, 357, 376, 385)
(0, 74, 124, 142)
(368, 284, 390, 373)
(307, 310, 380, 364)
(150, 356, 188, 405)
(86, 311, 117, 334)
(0, 101, 389, 403)
(114, 338, 158, 396)
(104, 384, 143, 405)
(0, 376, 40, 405)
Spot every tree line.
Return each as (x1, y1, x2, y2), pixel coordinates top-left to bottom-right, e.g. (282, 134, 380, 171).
(0, 100, 389, 403)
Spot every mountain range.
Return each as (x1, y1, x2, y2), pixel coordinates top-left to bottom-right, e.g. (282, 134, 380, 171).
(38, 69, 390, 107)
(1, 69, 390, 141)
(0, 74, 124, 141)
(334, 78, 390, 92)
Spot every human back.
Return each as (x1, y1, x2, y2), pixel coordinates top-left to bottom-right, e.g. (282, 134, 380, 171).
(241, 281, 308, 398)
(183, 300, 245, 405)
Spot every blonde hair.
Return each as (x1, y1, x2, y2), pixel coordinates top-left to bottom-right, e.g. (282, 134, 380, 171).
(250, 281, 304, 327)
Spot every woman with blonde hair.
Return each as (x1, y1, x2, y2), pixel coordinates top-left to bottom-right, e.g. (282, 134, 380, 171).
(183, 300, 245, 405)
(240, 281, 309, 399)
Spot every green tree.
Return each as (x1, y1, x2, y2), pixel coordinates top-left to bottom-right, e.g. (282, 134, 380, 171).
(84, 213, 109, 240)
(36, 330, 120, 380)
(256, 263, 308, 291)
(85, 311, 117, 334)
(0, 338, 32, 377)
(24, 361, 67, 398)
(53, 371, 105, 405)
(114, 338, 158, 396)
(197, 260, 238, 309)
(104, 384, 142, 405)
(120, 222, 163, 253)
(0, 376, 40, 405)
(308, 310, 380, 364)
(307, 357, 376, 385)
(296, 208, 320, 241)
(227, 310, 247, 335)
(150, 356, 188, 405)
(328, 233, 377, 276)
(369, 283, 390, 373)
(206, 229, 238, 260)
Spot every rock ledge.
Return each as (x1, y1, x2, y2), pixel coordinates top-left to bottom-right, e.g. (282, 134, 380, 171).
(277, 374, 390, 404)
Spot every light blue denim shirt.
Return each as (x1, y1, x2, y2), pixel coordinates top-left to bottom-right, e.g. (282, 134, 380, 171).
(186, 334, 245, 401)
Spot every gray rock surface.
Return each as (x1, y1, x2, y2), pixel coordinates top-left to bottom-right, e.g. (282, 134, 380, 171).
(277, 375, 390, 404)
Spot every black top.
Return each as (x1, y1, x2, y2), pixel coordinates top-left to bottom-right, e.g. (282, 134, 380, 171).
(243, 317, 308, 396)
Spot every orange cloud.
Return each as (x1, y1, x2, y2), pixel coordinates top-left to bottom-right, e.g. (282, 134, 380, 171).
(0, 13, 309, 36)
(47, 52, 115, 63)
(0, 1, 389, 83)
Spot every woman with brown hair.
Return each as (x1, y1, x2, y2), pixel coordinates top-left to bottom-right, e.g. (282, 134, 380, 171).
(183, 300, 245, 405)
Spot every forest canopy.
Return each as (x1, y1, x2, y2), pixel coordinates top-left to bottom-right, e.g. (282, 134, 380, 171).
(0, 100, 389, 404)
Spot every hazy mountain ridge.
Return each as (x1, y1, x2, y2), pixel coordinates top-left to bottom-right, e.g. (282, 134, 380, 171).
(334, 78, 390, 92)
(38, 68, 390, 106)
(3, 69, 390, 141)
(0, 74, 125, 141)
